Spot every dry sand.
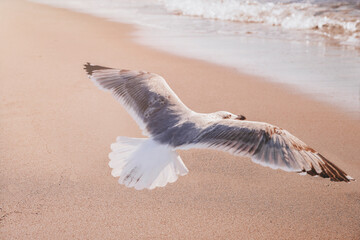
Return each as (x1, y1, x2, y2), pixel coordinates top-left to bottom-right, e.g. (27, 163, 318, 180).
(1, 0, 359, 239)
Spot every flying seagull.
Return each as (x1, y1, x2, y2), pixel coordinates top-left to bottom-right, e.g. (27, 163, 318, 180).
(84, 63, 353, 190)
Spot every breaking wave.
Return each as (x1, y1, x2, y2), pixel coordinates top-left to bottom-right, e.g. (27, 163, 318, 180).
(161, 0, 360, 45)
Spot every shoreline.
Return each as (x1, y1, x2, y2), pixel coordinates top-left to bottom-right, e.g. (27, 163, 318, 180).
(1, 0, 359, 239)
(133, 26, 360, 117)
(30, 0, 360, 118)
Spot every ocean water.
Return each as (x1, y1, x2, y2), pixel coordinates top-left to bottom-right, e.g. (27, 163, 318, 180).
(30, 0, 360, 117)
(164, 0, 360, 46)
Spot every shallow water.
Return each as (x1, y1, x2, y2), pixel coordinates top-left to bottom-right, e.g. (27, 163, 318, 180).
(30, 0, 360, 117)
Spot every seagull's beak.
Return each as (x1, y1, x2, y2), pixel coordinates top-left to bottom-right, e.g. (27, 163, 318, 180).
(235, 115, 246, 120)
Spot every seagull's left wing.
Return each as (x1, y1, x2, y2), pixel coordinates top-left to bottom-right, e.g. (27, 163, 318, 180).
(180, 120, 353, 182)
(85, 63, 190, 136)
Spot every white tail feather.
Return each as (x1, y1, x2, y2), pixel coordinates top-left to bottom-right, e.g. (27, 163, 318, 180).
(108, 137, 189, 190)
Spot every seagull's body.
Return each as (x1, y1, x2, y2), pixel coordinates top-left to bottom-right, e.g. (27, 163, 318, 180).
(85, 63, 353, 190)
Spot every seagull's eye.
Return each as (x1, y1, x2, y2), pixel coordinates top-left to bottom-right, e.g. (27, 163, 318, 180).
(223, 115, 231, 119)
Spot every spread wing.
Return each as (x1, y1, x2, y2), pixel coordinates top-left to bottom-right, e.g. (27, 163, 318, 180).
(85, 63, 190, 136)
(180, 120, 353, 182)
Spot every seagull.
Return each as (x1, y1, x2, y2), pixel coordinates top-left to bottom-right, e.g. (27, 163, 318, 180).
(84, 63, 353, 190)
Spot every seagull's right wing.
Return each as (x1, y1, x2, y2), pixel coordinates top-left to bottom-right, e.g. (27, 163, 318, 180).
(180, 119, 353, 182)
(85, 63, 190, 136)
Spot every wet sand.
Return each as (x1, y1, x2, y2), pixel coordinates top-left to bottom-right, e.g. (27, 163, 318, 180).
(1, 0, 359, 239)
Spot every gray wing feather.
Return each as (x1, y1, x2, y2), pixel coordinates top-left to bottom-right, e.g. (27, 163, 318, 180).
(180, 120, 352, 182)
(85, 63, 190, 136)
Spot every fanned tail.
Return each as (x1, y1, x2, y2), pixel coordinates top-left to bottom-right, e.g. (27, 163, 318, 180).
(109, 137, 189, 190)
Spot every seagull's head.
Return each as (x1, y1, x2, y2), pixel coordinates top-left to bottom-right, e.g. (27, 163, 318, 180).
(213, 111, 246, 121)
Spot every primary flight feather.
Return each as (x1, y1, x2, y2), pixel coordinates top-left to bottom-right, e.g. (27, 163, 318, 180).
(84, 63, 353, 190)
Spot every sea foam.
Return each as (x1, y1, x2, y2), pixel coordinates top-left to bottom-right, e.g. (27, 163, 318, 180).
(162, 0, 360, 46)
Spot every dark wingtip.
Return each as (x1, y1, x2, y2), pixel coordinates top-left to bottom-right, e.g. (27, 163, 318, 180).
(317, 153, 354, 182)
(297, 153, 354, 182)
(84, 62, 112, 75)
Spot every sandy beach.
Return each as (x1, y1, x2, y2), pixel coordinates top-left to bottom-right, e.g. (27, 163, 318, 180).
(1, 0, 359, 239)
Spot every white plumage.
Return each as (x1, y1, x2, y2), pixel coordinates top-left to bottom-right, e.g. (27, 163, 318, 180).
(85, 63, 353, 190)
(109, 137, 188, 190)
